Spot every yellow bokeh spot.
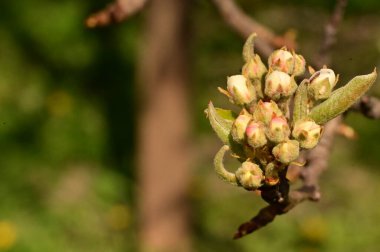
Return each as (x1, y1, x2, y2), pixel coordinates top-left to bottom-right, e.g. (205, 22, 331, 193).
(0, 221, 17, 250)
(106, 204, 130, 231)
(46, 90, 73, 117)
(299, 216, 328, 244)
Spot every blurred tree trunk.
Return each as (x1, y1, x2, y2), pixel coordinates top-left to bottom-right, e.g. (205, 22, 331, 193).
(137, 0, 192, 251)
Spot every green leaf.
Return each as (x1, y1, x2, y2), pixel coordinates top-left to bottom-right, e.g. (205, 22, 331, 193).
(206, 102, 246, 160)
(214, 145, 238, 186)
(242, 33, 257, 63)
(205, 101, 236, 144)
(309, 70, 377, 124)
(292, 80, 309, 124)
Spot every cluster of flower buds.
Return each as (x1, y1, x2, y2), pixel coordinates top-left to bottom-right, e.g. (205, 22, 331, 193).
(208, 33, 377, 192)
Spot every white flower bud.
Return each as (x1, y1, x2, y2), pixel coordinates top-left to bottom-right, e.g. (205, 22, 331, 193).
(292, 53, 306, 76)
(308, 68, 337, 100)
(253, 100, 283, 125)
(235, 161, 263, 190)
(266, 116, 290, 143)
(292, 118, 322, 149)
(265, 70, 297, 100)
(272, 140, 300, 164)
(227, 75, 256, 105)
(268, 49, 294, 74)
(231, 113, 252, 144)
(242, 54, 267, 80)
(246, 120, 267, 148)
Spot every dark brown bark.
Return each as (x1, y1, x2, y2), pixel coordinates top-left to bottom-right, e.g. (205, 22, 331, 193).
(137, 0, 192, 251)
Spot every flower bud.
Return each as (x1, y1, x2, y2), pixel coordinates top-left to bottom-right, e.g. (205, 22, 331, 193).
(246, 120, 267, 148)
(253, 100, 283, 125)
(266, 116, 290, 143)
(292, 118, 322, 149)
(268, 49, 294, 74)
(235, 161, 263, 190)
(227, 75, 256, 105)
(272, 140, 300, 164)
(231, 113, 251, 144)
(242, 54, 267, 80)
(264, 162, 280, 186)
(292, 53, 306, 76)
(265, 70, 297, 100)
(308, 68, 337, 100)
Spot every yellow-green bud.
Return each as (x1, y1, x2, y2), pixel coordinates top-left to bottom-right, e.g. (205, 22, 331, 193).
(235, 161, 263, 190)
(292, 53, 306, 76)
(242, 54, 267, 80)
(246, 120, 267, 148)
(292, 118, 322, 149)
(265, 70, 297, 100)
(268, 49, 294, 74)
(253, 100, 283, 125)
(231, 113, 251, 144)
(308, 68, 337, 100)
(266, 116, 290, 143)
(272, 140, 300, 164)
(264, 162, 280, 186)
(227, 75, 256, 105)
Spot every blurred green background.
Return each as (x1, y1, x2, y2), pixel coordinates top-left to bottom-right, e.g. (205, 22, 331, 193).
(1, 0, 380, 251)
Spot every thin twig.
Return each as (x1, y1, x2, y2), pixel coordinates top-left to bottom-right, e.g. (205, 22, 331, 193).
(315, 0, 348, 67)
(86, 0, 148, 28)
(211, 0, 295, 57)
(350, 95, 380, 119)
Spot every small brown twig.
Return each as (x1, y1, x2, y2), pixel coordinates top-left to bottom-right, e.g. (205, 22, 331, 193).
(315, 0, 348, 67)
(351, 95, 380, 119)
(86, 0, 148, 28)
(211, 0, 296, 57)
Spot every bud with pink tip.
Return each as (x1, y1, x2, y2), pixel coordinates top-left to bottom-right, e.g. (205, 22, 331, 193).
(266, 116, 290, 143)
(242, 54, 267, 80)
(268, 49, 294, 74)
(265, 70, 297, 100)
(292, 118, 322, 149)
(246, 120, 267, 148)
(227, 75, 256, 105)
(308, 68, 337, 100)
(253, 100, 283, 125)
(272, 140, 300, 164)
(292, 52, 306, 76)
(235, 161, 263, 190)
(231, 112, 252, 144)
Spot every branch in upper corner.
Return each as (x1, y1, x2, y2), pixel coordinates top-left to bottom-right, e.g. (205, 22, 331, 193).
(350, 95, 380, 119)
(211, 0, 296, 57)
(86, 0, 148, 28)
(315, 0, 348, 67)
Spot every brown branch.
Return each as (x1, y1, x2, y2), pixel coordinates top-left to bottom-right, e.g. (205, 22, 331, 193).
(211, 0, 295, 57)
(86, 0, 148, 28)
(315, 0, 348, 67)
(351, 95, 380, 119)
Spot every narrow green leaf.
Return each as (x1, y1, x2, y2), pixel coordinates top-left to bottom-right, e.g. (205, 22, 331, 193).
(206, 102, 246, 160)
(214, 145, 238, 186)
(309, 70, 377, 124)
(242, 33, 257, 63)
(206, 101, 236, 144)
(292, 80, 309, 124)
